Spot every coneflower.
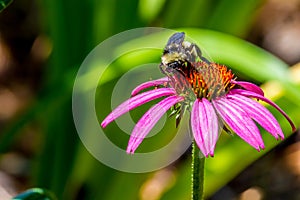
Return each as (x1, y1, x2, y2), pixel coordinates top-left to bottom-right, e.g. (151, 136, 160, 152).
(101, 32, 296, 157)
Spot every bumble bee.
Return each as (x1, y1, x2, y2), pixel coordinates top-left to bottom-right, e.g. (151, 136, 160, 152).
(160, 32, 210, 76)
(160, 32, 210, 127)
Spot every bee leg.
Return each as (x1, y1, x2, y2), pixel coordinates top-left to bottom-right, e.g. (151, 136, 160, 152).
(193, 44, 211, 64)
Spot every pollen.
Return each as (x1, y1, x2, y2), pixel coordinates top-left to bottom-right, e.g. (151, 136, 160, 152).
(171, 62, 236, 100)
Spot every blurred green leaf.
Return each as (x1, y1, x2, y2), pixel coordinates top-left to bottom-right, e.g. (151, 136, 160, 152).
(95, 28, 290, 84)
(12, 188, 57, 200)
(138, 0, 166, 22)
(0, 0, 12, 12)
(206, 0, 263, 37)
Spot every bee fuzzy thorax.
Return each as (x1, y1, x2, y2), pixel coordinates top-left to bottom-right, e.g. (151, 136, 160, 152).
(161, 52, 182, 66)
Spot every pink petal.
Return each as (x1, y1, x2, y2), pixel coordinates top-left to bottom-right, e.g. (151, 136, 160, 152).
(131, 77, 169, 96)
(231, 80, 264, 96)
(213, 98, 265, 151)
(101, 88, 176, 128)
(126, 95, 184, 154)
(231, 89, 296, 132)
(227, 94, 284, 139)
(191, 98, 219, 157)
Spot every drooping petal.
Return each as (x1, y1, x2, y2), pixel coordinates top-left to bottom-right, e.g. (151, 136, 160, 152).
(231, 80, 264, 96)
(227, 93, 284, 139)
(131, 77, 170, 96)
(191, 98, 219, 157)
(101, 88, 176, 128)
(231, 89, 296, 132)
(126, 95, 184, 154)
(213, 98, 265, 150)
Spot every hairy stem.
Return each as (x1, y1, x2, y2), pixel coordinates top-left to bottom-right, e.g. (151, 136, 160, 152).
(191, 141, 205, 200)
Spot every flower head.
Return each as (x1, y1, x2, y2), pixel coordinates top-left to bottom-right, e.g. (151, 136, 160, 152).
(101, 32, 296, 157)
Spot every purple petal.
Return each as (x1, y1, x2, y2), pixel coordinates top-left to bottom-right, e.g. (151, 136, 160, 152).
(213, 98, 265, 150)
(191, 98, 219, 157)
(126, 95, 184, 154)
(231, 89, 296, 132)
(227, 93, 284, 139)
(231, 80, 264, 96)
(131, 77, 169, 96)
(101, 88, 176, 128)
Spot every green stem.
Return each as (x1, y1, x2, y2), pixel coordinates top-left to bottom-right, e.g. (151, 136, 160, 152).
(191, 141, 205, 200)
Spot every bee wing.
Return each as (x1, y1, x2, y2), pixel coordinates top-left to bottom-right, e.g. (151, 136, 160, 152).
(166, 32, 185, 46)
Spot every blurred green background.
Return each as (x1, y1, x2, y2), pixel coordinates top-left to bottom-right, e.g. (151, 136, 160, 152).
(0, 0, 299, 199)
